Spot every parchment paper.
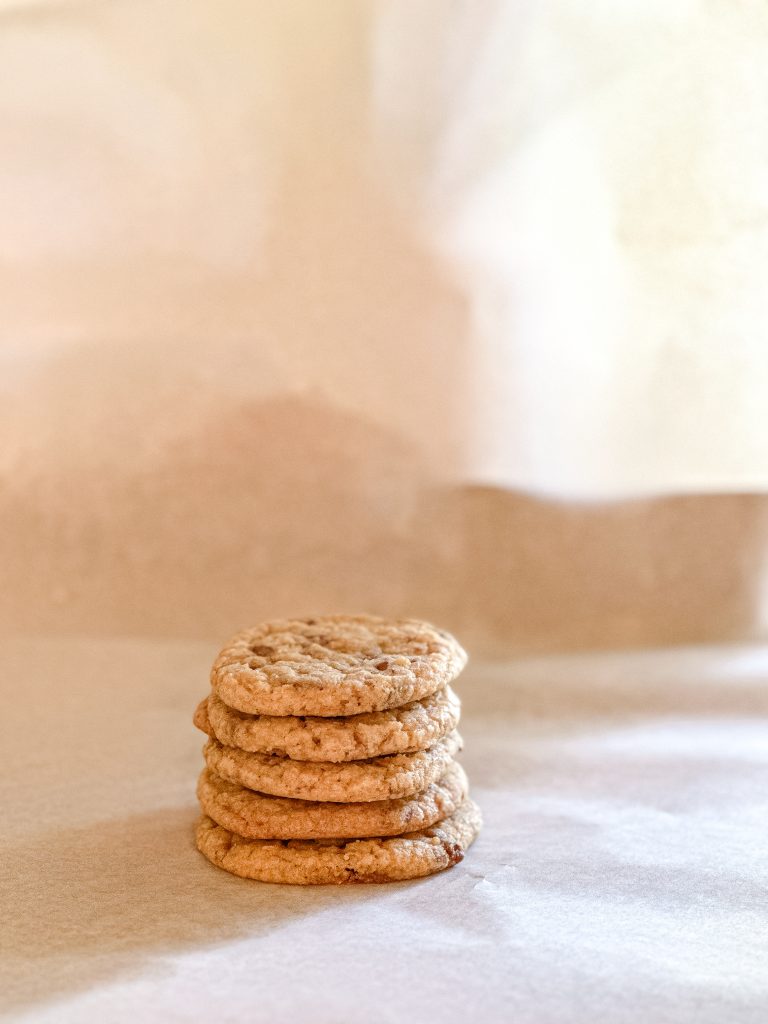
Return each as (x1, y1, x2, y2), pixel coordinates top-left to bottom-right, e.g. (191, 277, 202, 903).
(2, 638, 767, 1023)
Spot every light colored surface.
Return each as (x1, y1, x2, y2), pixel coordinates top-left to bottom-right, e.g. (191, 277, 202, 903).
(3, 637, 768, 1023)
(2, 0, 768, 654)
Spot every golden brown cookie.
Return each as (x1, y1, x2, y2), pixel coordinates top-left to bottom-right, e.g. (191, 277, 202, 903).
(210, 615, 467, 717)
(196, 762, 468, 840)
(194, 685, 461, 762)
(202, 731, 463, 802)
(195, 798, 482, 884)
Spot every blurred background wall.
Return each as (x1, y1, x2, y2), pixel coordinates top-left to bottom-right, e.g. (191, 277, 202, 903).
(2, 0, 768, 654)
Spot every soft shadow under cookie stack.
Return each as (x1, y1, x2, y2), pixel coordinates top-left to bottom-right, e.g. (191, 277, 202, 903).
(192, 615, 481, 885)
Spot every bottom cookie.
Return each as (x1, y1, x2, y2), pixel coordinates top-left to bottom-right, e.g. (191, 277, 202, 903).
(195, 798, 482, 885)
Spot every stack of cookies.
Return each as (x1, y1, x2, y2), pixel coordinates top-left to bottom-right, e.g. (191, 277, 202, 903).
(193, 615, 481, 884)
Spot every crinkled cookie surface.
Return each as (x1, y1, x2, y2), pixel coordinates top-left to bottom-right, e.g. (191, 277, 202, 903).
(211, 615, 467, 716)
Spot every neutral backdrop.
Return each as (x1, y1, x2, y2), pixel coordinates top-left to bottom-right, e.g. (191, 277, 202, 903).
(2, 0, 768, 652)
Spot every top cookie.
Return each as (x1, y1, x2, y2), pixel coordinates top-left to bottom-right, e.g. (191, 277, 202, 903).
(210, 615, 467, 717)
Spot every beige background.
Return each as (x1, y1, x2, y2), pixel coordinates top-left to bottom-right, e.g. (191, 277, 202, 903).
(2, 0, 768, 653)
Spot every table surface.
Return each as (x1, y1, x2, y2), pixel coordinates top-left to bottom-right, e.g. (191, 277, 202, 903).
(2, 637, 767, 1024)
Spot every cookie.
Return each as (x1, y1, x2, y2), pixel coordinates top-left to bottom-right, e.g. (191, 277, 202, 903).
(195, 798, 482, 884)
(202, 731, 463, 802)
(210, 615, 467, 717)
(194, 685, 461, 763)
(196, 762, 468, 840)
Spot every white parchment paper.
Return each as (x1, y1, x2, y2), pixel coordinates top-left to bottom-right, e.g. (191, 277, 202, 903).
(2, 638, 767, 1023)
